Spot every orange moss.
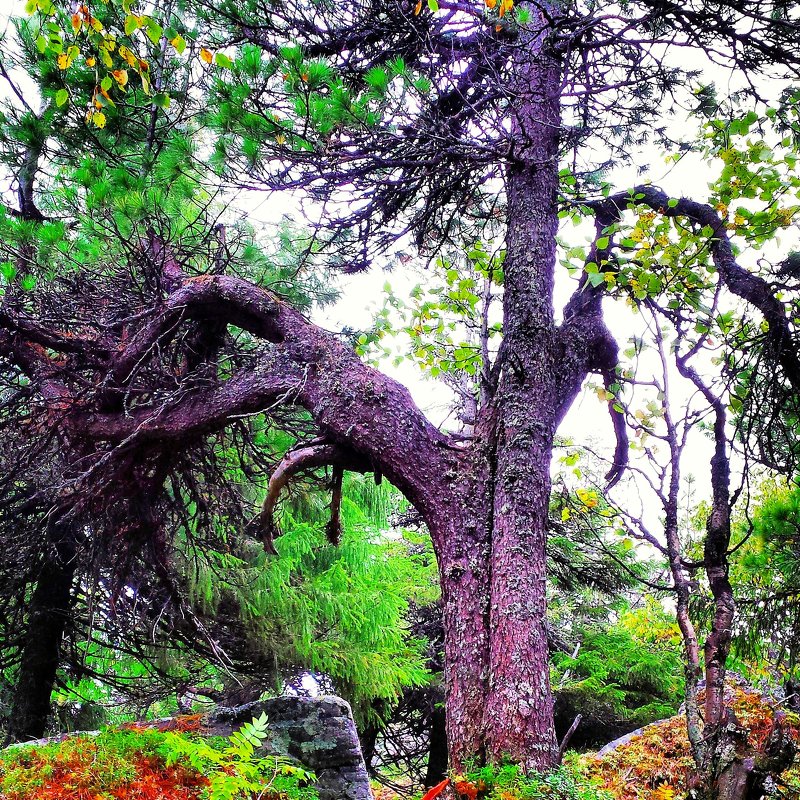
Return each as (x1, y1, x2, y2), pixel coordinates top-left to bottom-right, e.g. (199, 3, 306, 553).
(579, 687, 800, 800)
(0, 733, 209, 800)
(122, 713, 206, 734)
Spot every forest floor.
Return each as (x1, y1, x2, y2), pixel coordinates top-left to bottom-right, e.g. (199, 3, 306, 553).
(0, 688, 797, 800)
(575, 685, 800, 799)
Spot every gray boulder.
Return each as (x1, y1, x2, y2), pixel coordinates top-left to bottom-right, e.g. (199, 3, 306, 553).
(208, 695, 372, 800)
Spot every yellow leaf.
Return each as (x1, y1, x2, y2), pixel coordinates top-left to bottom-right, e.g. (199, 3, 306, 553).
(57, 53, 70, 69)
(118, 46, 138, 67)
(200, 48, 213, 64)
(85, 56, 96, 67)
(71, 13, 81, 32)
(485, 0, 498, 7)
(92, 111, 106, 128)
(112, 69, 128, 86)
(414, 0, 422, 13)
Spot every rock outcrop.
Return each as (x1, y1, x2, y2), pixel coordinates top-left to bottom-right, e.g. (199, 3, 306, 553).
(208, 695, 372, 800)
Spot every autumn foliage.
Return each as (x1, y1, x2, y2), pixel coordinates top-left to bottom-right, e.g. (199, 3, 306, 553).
(579, 687, 800, 800)
(0, 728, 209, 800)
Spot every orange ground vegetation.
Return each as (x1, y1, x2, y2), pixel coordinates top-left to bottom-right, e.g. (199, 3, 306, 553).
(0, 730, 209, 800)
(579, 687, 800, 800)
(123, 713, 207, 734)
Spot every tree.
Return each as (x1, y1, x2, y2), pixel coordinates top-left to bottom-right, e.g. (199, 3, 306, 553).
(2, 0, 800, 786)
(599, 302, 799, 799)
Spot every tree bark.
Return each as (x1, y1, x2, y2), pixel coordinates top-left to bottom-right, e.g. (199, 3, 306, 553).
(482, 5, 565, 769)
(7, 521, 77, 743)
(435, 450, 492, 771)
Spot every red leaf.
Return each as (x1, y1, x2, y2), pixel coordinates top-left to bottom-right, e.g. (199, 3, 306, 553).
(421, 778, 450, 800)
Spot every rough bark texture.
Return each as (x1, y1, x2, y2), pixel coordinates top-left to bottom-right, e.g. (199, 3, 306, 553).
(435, 454, 492, 769)
(482, 6, 563, 769)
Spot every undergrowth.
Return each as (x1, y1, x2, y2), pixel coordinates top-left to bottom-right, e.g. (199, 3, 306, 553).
(577, 687, 800, 800)
(0, 727, 207, 800)
(418, 762, 612, 800)
(0, 714, 318, 800)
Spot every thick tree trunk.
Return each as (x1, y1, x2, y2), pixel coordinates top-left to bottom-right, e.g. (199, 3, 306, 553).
(485, 395, 558, 768)
(480, 5, 565, 770)
(436, 454, 492, 771)
(7, 523, 76, 742)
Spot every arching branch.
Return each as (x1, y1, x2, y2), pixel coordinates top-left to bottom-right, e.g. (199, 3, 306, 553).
(0, 264, 459, 540)
(250, 441, 370, 554)
(584, 185, 800, 391)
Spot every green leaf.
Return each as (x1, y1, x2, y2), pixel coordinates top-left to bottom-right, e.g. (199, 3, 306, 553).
(55, 89, 69, 107)
(124, 15, 140, 36)
(170, 34, 187, 55)
(215, 52, 233, 69)
(146, 20, 163, 46)
(588, 271, 606, 287)
(101, 76, 113, 92)
(428, 0, 439, 9)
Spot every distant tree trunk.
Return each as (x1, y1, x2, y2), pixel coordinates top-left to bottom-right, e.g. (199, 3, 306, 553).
(7, 521, 77, 743)
(675, 357, 797, 799)
(424, 702, 448, 787)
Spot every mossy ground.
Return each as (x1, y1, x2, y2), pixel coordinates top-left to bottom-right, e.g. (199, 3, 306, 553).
(576, 687, 800, 800)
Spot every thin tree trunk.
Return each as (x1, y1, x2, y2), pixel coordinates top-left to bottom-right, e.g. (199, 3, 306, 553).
(7, 522, 76, 743)
(425, 702, 448, 788)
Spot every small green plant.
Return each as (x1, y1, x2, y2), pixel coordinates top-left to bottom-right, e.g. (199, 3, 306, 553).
(160, 712, 319, 800)
(445, 760, 613, 800)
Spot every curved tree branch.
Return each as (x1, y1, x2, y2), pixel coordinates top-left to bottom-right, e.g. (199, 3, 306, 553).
(584, 185, 800, 391)
(250, 441, 370, 553)
(2, 269, 459, 541)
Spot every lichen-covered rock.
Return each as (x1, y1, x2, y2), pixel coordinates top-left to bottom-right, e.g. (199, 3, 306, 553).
(208, 695, 372, 800)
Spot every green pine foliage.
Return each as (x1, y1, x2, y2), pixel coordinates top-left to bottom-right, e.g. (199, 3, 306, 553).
(724, 481, 800, 681)
(552, 601, 684, 728)
(175, 468, 430, 719)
